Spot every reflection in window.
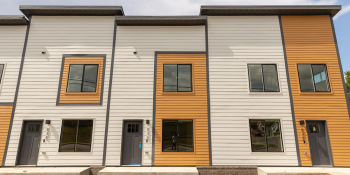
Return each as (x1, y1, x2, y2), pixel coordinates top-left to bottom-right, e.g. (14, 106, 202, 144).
(248, 64, 279, 92)
(67, 64, 99, 92)
(162, 120, 193, 152)
(28, 124, 40, 133)
(0, 64, 4, 85)
(163, 64, 192, 92)
(297, 64, 330, 92)
(309, 124, 321, 133)
(59, 120, 93, 152)
(249, 119, 283, 152)
(128, 124, 139, 133)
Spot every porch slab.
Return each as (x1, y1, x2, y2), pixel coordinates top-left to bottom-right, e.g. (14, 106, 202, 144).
(98, 167, 198, 175)
(0, 167, 89, 175)
(258, 167, 350, 175)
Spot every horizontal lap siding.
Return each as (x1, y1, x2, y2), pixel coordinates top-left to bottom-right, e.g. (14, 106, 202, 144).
(106, 26, 205, 166)
(208, 16, 298, 166)
(5, 16, 114, 166)
(281, 15, 350, 167)
(0, 105, 12, 163)
(0, 25, 26, 102)
(155, 54, 209, 166)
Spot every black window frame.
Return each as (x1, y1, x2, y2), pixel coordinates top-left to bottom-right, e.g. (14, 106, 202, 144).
(0, 64, 4, 85)
(162, 119, 194, 152)
(59, 119, 93, 152)
(297, 64, 330, 92)
(163, 64, 193, 92)
(66, 64, 99, 93)
(247, 64, 280, 92)
(249, 119, 284, 152)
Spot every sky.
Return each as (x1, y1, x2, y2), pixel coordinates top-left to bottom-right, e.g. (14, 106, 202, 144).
(0, 0, 349, 71)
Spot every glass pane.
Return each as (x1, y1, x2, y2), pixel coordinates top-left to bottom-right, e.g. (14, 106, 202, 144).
(163, 65, 177, 92)
(262, 65, 279, 92)
(82, 65, 98, 92)
(298, 65, 315, 92)
(76, 120, 93, 152)
(312, 65, 330, 92)
(68, 65, 84, 80)
(178, 65, 192, 92)
(60, 120, 77, 152)
(28, 124, 33, 133)
(250, 120, 266, 152)
(309, 124, 321, 133)
(177, 120, 194, 152)
(135, 124, 139, 133)
(35, 124, 40, 133)
(162, 120, 178, 152)
(265, 120, 283, 152)
(0, 64, 4, 84)
(67, 80, 82, 92)
(248, 65, 264, 92)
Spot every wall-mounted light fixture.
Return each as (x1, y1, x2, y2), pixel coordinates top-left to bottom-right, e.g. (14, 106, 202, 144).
(41, 50, 46, 54)
(146, 120, 150, 125)
(299, 120, 305, 125)
(45, 120, 51, 124)
(133, 51, 137, 54)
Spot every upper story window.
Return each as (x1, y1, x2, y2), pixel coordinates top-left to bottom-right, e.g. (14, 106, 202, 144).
(249, 119, 283, 152)
(297, 64, 330, 92)
(248, 64, 279, 92)
(59, 120, 93, 152)
(0, 64, 4, 85)
(67, 64, 99, 92)
(163, 64, 192, 92)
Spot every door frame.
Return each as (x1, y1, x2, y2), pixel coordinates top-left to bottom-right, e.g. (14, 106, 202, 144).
(15, 120, 44, 166)
(305, 120, 334, 167)
(120, 119, 143, 166)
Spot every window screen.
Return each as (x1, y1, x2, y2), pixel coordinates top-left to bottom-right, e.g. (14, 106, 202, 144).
(249, 119, 283, 152)
(162, 120, 193, 152)
(163, 64, 192, 92)
(248, 64, 279, 92)
(59, 120, 93, 152)
(297, 64, 330, 92)
(67, 64, 98, 92)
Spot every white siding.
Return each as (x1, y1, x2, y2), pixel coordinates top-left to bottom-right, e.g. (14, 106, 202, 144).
(106, 26, 205, 166)
(5, 16, 115, 166)
(208, 16, 298, 166)
(0, 25, 26, 103)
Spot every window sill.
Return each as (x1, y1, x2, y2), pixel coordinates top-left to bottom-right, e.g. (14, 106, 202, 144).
(250, 152, 285, 155)
(65, 92, 98, 95)
(161, 91, 195, 96)
(160, 151, 195, 155)
(57, 152, 93, 155)
(299, 92, 333, 95)
(248, 92, 282, 95)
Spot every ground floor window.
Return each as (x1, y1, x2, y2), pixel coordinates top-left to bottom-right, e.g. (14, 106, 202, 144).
(162, 119, 193, 152)
(59, 120, 93, 152)
(249, 119, 283, 152)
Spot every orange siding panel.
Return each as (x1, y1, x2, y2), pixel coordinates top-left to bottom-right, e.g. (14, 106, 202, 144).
(154, 54, 209, 166)
(0, 105, 12, 164)
(281, 15, 350, 167)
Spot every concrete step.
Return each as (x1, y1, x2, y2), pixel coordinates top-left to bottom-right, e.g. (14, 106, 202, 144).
(258, 167, 350, 175)
(98, 167, 198, 175)
(0, 167, 89, 175)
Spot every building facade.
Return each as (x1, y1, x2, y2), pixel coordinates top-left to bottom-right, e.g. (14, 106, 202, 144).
(0, 5, 348, 167)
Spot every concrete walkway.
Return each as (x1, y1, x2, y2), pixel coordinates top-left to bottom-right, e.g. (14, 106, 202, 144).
(258, 167, 350, 175)
(98, 167, 198, 175)
(0, 167, 89, 175)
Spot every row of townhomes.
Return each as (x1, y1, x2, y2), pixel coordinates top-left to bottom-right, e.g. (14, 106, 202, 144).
(0, 5, 349, 168)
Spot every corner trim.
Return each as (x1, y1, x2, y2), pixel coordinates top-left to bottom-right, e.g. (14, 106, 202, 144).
(278, 15, 301, 166)
(56, 54, 106, 106)
(102, 20, 117, 166)
(1, 15, 32, 166)
(205, 19, 212, 166)
(329, 15, 350, 120)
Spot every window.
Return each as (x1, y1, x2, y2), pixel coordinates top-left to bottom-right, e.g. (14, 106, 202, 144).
(248, 64, 279, 92)
(67, 64, 99, 92)
(28, 124, 40, 133)
(0, 64, 4, 85)
(162, 120, 193, 152)
(59, 120, 93, 152)
(163, 64, 192, 92)
(309, 124, 321, 133)
(128, 124, 139, 133)
(249, 119, 283, 152)
(297, 64, 330, 92)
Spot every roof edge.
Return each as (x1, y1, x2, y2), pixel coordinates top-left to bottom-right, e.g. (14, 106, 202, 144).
(0, 15, 28, 25)
(115, 16, 207, 26)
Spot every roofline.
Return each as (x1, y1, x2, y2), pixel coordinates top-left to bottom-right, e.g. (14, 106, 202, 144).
(19, 5, 125, 17)
(115, 16, 207, 26)
(0, 15, 28, 25)
(200, 5, 342, 17)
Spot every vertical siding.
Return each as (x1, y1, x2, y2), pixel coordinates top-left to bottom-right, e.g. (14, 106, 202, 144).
(0, 105, 12, 163)
(154, 54, 209, 166)
(281, 15, 350, 167)
(0, 25, 27, 103)
(5, 16, 115, 166)
(106, 26, 205, 166)
(208, 16, 298, 165)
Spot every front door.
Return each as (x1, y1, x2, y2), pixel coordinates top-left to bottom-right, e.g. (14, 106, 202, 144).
(122, 121, 142, 165)
(18, 121, 42, 165)
(307, 121, 331, 166)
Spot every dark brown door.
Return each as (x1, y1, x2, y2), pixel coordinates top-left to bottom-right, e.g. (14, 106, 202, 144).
(121, 121, 142, 165)
(307, 121, 331, 166)
(18, 121, 42, 165)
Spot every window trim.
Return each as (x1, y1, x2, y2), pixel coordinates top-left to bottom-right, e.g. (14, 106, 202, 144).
(163, 64, 193, 92)
(58, 119, 94, 153)
(247, 63, 281, 93)
(66, 64, 99, 93)
(161, 62, 195, 95)
(297, 63, 331, 93)
(248, 119, 285, 153)
(0, 63, 6, 92)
